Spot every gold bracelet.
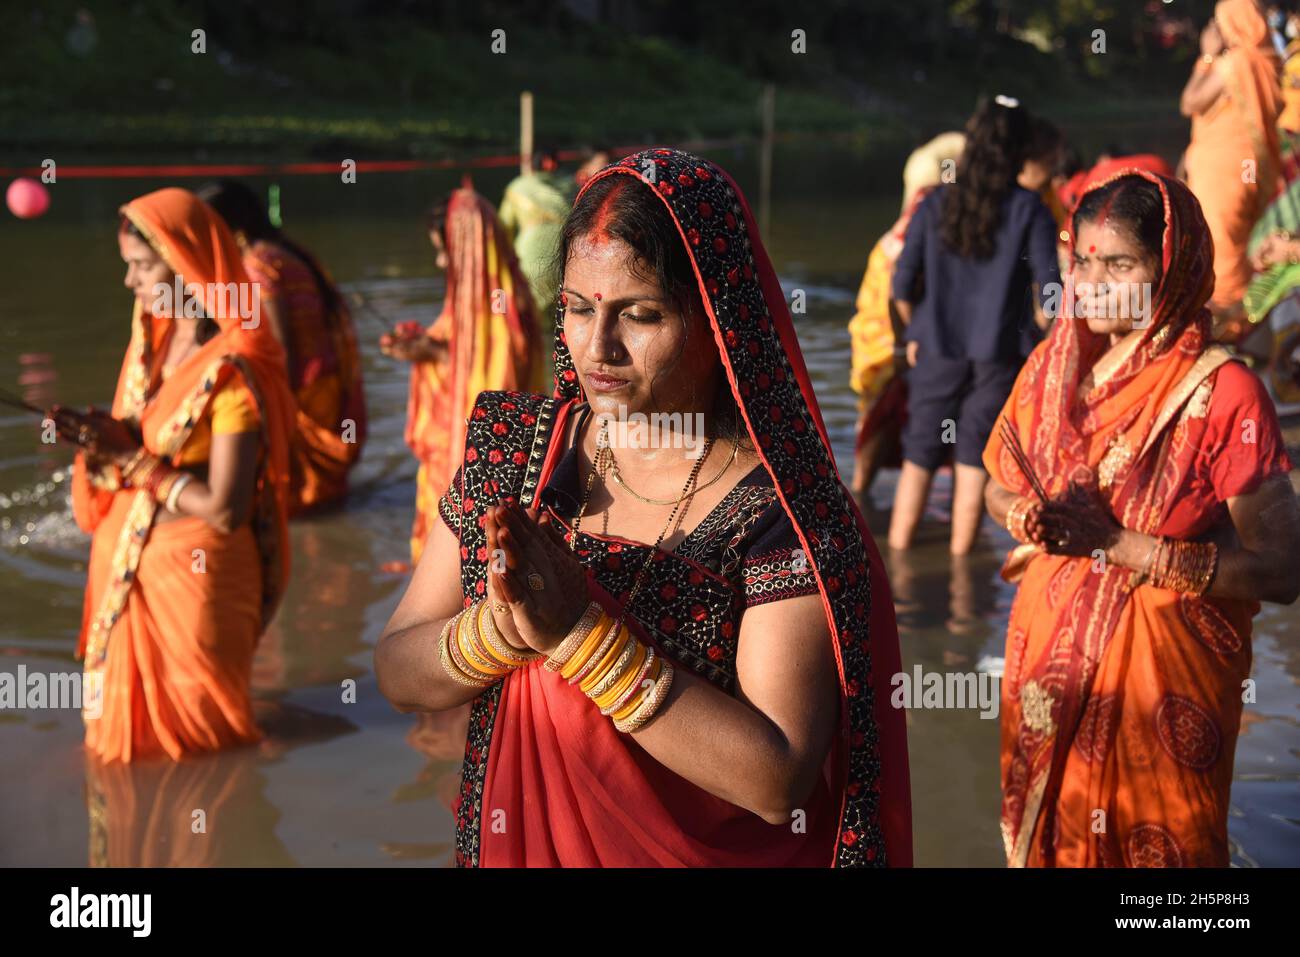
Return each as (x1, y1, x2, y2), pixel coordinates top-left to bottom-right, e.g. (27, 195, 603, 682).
(460, 606, 512, 677)
(587, 631, 641, 703)
(561, 613, 615, 682)
(603, 647, 656, 716)
(439, 614, 493, 687)
(614, 660, 675, 733)
(571, 616, 623, 686)
(579, 624, 633, 695)
(546, 602, 603, 672)
(612, 655, 661, 722)
(594, 640, 647, 711)
(476, 600, 538, 667)
(450, 609, 499, 683)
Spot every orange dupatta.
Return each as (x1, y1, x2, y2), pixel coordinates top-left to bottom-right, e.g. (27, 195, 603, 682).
(984, 170, 1256, 867)
(405, 184, 542, 562)
(71, 188, 295, 762)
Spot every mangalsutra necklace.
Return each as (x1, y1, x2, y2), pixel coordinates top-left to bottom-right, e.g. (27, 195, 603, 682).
(569, 418, 712, 635)
(608, 436, 736, 506)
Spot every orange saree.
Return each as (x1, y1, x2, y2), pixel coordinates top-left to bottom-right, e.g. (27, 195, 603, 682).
(71, 188, 295, 764)
(244, 239, 367, 515)
(984, 170, 1293, 867)
(1185, 0, 1283, 308)
(405, 185, 543, 564)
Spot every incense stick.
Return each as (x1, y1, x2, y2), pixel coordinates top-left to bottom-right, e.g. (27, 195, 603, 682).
(0, 386, 45, 416)
(998, 416, 1049, 504)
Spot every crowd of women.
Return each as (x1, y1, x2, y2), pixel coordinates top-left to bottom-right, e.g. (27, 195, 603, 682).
(41, 0, 1300, 868)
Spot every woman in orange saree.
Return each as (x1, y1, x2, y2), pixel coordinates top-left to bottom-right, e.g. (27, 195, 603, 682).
(197, 180, 368, 516)
(382, 183, 543, 565)
(59, 188, 295, 764)
(983, 170, 1300, 867)
(1182, 0, 1283, 315)
(376, 148, 911, 867)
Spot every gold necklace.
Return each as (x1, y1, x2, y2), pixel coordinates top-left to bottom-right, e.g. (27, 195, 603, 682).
(608, 438, 737, 505)
(568, 419, 713, 634)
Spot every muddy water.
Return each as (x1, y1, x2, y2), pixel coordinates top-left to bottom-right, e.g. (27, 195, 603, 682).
(1, 141, 1296, 867)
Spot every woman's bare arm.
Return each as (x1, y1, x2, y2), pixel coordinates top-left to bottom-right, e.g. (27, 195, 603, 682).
(374, 514, 489, 713)
(1105, 473, 1300, 604)
(169, 430, 259, 533)
(624, 591, 842, 826)
(1181, 62, 1226, 117)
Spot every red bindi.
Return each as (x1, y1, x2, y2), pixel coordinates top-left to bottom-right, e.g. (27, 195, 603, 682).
(594, 292, 602, 301)
(1088, 245, 1096, 253)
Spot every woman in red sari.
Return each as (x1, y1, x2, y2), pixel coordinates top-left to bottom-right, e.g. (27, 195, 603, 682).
(983, 170, 1300, 867)
(376, 148, 911, 867)
(197, 180, 368, 516)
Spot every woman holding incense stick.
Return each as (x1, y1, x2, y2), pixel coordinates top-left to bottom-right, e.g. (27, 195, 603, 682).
(49, 188, 294, 764)
(983, 170, 1300, 868)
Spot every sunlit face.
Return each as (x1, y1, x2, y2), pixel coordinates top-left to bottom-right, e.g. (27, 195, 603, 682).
(118, 231, 174, 316)
(1072, 218, 1161, 336)
(429, 228, 448, 271)
(561, 234, 719, 422)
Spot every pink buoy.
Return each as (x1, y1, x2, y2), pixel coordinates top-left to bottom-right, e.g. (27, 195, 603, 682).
(6, 178, 50, 219)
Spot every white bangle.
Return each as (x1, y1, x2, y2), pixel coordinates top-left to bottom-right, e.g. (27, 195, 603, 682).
(165, 473, 194, 514)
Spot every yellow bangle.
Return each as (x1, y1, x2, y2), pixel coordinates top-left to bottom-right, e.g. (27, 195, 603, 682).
(593, 639, 646, 710)
(560, 613, 614, 681)
(461, 611, 512, 677)
(450, 610, 498, 682)
(579, 625, 633, 695)
(603, 647, 656, 716)
(440, 613, 492, 687)
(476, 601, 536, 668)
(586, 630, 639, 701)
(614, 660, 675, 732)
(546, 602, 603, 672)
(613, 655, 662, 722)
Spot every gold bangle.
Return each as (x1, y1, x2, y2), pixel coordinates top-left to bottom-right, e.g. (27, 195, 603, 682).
(603, 647, 656, 716)
(594, 640, 647, 710)
(612, 655, 661, 722)
(440, 614, 492, 687)
(546, 602, 603, 673)
(571, 615, 623, 686)
(449, 610, 497, 682)
(460, 609, 512, 677)
(560, 613, 614, 682)
(588, 632, 642, 703)
(476, 601, 537, 667)
(614, 660, 675, 733)
(579, 625, 633, 695)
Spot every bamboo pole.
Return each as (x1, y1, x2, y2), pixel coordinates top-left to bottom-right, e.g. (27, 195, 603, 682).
(520, 91, 534, 176)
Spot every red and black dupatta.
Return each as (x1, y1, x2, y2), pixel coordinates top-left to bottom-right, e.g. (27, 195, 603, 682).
(450, 148, 911, 867)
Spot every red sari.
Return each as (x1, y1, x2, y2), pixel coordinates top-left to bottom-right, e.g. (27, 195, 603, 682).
(984, 170, 1293, 866)
(437, 149, 911, 867)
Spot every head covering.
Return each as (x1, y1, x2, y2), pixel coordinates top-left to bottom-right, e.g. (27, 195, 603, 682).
(405, 185, 541, 490)
(73, 187, 296, 653)
(550, 148, 911, 866)
(988, 169, 1214, 507)
(902, 131, 966, 213)
(1217, 0, 1270, 48)
(1215, 0, 1284, 213)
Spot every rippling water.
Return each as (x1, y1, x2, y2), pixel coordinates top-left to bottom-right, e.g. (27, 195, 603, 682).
(1, 143, 1296, 867)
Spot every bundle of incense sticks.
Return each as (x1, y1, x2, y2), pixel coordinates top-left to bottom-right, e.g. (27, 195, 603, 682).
(0, 386, 44, 416)
(997, 415, 1049, 504)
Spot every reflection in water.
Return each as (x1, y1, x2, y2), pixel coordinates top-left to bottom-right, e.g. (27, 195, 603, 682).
(0, 145, 1296, 866)
(85, 748, 292, 867)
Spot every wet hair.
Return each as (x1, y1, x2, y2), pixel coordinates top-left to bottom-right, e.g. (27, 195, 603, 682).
(1072, 174, 1166, 286)
(195, 180, 343, 318)
(940, 97, 1032, 259)
(555, 173, 751, 451)
(118, 216, 219, 344)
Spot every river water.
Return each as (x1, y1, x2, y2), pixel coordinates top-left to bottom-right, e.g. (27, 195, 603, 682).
(1, 142, 1296, 867)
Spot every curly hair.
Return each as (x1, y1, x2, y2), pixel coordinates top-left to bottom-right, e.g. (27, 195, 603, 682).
(939, 97, 1032, 259)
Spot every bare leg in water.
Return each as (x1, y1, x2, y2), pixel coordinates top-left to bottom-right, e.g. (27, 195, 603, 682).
(888, 460, 988, 554)
(888, 460, 933, 551)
